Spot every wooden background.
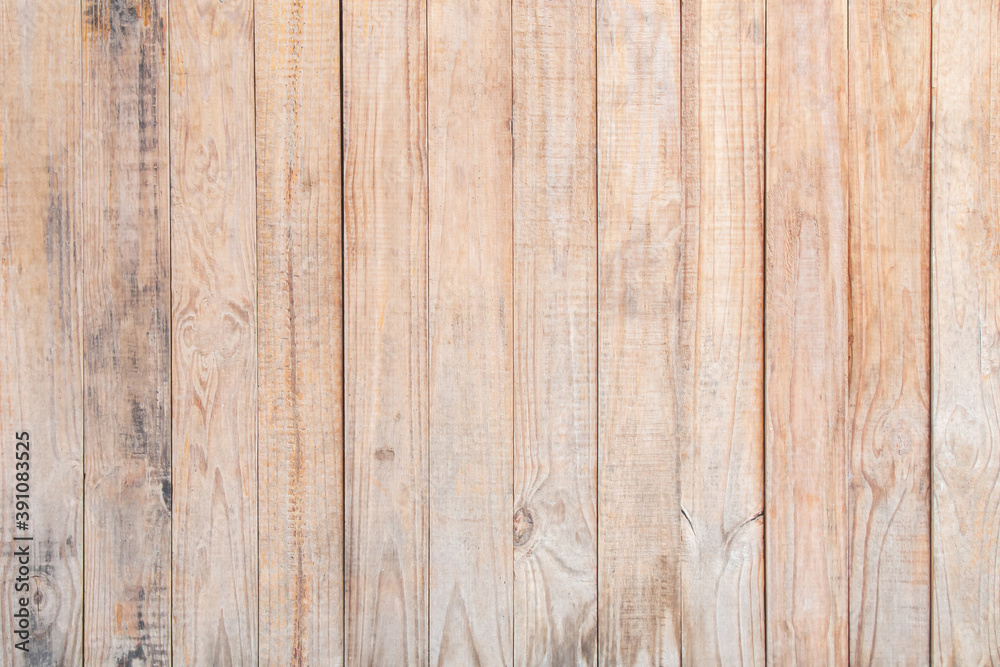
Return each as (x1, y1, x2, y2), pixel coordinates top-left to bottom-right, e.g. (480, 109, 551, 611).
(0, 0, 998, 664)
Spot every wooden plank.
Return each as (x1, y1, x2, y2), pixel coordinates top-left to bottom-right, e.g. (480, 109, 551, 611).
(678, 0, 765, 663)
(0, 0, 83, 663)
(847, 0, 931, 662)
(343, 0, 428, 664)
(931, 0, 1000, 662)
(512, 0, 597, 664)
(764, 0, 849, 662)
(81, 0, 170, 664)
(596, 0, 682, 664)
(170, 0, 257, 662)
(427, 0, 513, 662)
(255, 1, 343, 665)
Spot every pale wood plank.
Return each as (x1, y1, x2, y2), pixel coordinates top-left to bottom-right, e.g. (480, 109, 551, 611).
(428, 0, 513, 662)
(343, 0, 428, 664)
(931, 0, 1000, 662)
(764, 0, 850, 662)
(512, 0, 597, 664)
(597, 1, 682, 664)
(847, 0, 932, 662)
(678, 0, 765, 663)
(81, 0, 170, 664)
(0, 0, 83, 663)
(170, 0, 257, 662)
(255, 1, 344, 664)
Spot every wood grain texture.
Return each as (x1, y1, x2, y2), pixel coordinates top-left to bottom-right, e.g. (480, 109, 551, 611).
(847, 0, 931, 662)
(764, 0, 850, 662)
(82, 0, 171, 664)
(0, 0, 83, 663)
(597, 1, 682, 664)
(428, 0, 513, 662)
(343, 0, 428, 664)
(170, 0, 257, 662)
(931, 0, 1000, 662)
(255, 1, 343, 665)
(679, 0, 765, 663)
(512, 0, 597, 664)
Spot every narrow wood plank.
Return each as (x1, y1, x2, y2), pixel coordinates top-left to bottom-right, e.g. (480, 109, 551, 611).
(0, 0, 83, 663)
(81, 0, 170, 663)
(255, 1, 343, 664)
(597, 0, 682, 664)
(512, 0, 597, 664)
(428, 0, 513, 661)
(343, 1, 428, 664)
(679, 0, 765, 663)
(170, 0, 257, 662)
(847, 0, 931, 662)
(931, 0, 1000, 662)
(764, 0, 850, 662)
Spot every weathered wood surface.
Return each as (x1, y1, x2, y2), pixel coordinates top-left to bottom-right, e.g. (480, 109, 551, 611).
(82, 0, 171, 664)
(597, 0, 683, 664)
(512, 0, 597, 664)
(343, 0, 428, 664)
(428, 0, 514, 662)
(0, 0, 83, 664)
(255, 0, 344, 664)
(931, 0, 1000, 663)
(170, 0, 257, 662)
(679, 0, 765, 664)
(848, 0, 932, 663)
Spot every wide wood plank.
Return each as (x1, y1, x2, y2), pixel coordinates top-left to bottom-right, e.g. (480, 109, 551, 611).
(255, 1, 343, 665)
(512, 0, 597, 664)
(81, 0, 171, 663)
(428, 0, 513, 662)
(847, 0, 931, 662)
(597, 1, 682, 664)
(764, 0, 850, 662)
(170, 0, 257, 662)
(0, 0, 83, 663)
(679, 0, 765, 663)
(931, 1, 1000, 662)
(343, 1, 428, 664)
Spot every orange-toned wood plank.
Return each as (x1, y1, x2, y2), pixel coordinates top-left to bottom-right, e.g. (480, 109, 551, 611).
(256, 1, 344, 664)
(343, 0, 428, 663)
(847, 0, 931, 662)
(82, 0, 171, 663)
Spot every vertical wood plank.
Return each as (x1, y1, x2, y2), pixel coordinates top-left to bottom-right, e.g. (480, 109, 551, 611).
(512, 0, 597, 664)
(0, 1, 83, 664)
(931, 0, 1000, 662)
(255, 1, 344, 664)
(597, 0, 682, 664)
(679, 0, 765, 663)
(343, 0, 428, 664)
(428, 0, 513, 661)
(764, 0, 849, 662)
(81, 0, 171, 663)
(847, 0, 932, 662)
(170, 0, 257, 662)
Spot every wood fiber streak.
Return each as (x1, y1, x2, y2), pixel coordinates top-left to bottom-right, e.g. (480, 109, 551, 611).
(343, 0, 428, 664)
(428, 0, 514, 663)
(0, 0, 83, 664)
(170, 0, 257, 663)
(847, 0, 931, 662)
(512, 0, 597, 664)
(597, 1, 682, 665)
(931, 1, 1000, 663)
(679, 0, 765, 664)
(256, 1, 343, 665)
(764, 0, 850, 663)
(82, 0, 170, 664)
